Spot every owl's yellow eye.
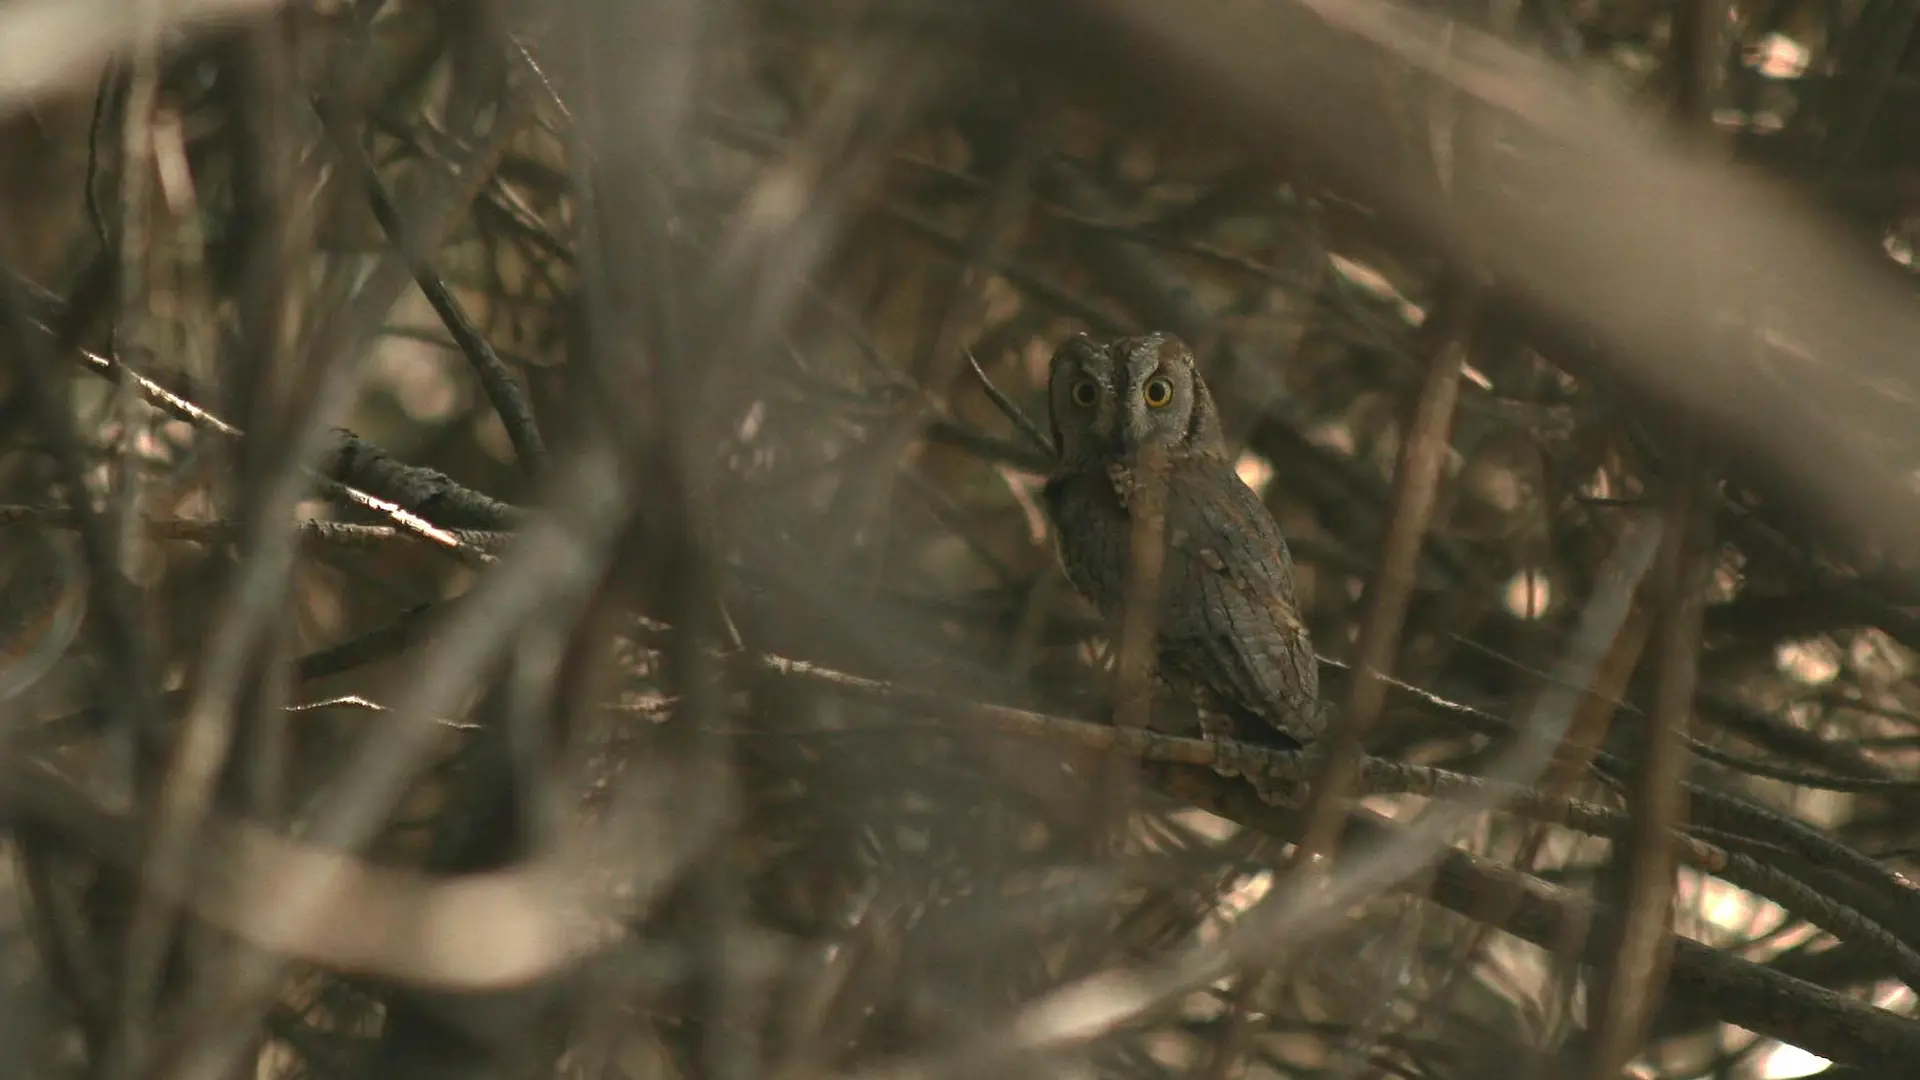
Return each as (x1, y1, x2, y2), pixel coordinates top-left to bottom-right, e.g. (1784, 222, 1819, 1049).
(1070, 380, 1099, 407)
(1143, 376, 1174, 408)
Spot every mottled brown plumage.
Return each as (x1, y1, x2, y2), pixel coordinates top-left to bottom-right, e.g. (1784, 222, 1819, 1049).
(1041, 332, 1321, 800)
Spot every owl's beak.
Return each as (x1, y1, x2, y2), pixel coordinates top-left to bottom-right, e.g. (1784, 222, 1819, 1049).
(1117, 406, 1147, 456)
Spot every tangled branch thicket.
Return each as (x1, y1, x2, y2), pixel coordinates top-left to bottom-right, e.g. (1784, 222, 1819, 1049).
(4, 0, 1920, 1077)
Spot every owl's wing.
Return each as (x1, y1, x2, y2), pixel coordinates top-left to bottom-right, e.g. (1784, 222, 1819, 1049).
(1157, 468, 1323, 744)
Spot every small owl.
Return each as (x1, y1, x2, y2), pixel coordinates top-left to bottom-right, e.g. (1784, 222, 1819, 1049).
(1042, 332, 1322, 800)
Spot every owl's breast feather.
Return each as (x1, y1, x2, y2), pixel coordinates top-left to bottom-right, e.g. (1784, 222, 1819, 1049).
(1041, 467, 1132, 612)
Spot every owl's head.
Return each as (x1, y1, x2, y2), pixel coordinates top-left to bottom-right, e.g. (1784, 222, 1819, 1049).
(1046, 332, 1225, 466)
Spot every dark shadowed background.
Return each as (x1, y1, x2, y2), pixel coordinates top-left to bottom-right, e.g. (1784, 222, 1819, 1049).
(0, 0, 1916, 1078)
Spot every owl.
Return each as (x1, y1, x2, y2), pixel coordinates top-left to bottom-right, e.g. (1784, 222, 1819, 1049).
(1042, 332, 1322, 800)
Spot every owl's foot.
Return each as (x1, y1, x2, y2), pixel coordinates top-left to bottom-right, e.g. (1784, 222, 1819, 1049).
(1208, 740, 1318, 805)
(1147, 675, 1318, 804)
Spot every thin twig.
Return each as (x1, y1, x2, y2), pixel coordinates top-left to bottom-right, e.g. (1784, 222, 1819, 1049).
(1295, 281, 1474, 868)
(5, 273, 499, 557)
(0, 504, 513, 554)
(1104, 442, 1171, 826)
(1587, 453, 1713, 1079)
(964, 349, 1054, 457)
(350, 125, 549, 477)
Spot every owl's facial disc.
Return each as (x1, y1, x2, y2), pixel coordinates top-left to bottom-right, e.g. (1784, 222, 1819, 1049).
(1047, 334, 1119, 464)
(1116, 333, 1189, 454)
(1047, 332, 1209, 464)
